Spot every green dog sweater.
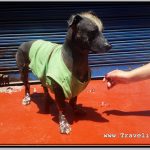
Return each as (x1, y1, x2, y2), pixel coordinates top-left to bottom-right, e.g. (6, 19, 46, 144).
(29, 40, 90, 99)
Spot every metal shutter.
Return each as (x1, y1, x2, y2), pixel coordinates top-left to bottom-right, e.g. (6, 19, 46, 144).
(0, 2, 150, 84)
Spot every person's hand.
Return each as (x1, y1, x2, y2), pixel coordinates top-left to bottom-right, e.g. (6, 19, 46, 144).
(103, 70, 130, 89)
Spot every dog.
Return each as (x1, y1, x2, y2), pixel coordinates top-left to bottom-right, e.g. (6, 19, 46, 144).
(0, 74, 9, 86)
(16, 11, 112, 134)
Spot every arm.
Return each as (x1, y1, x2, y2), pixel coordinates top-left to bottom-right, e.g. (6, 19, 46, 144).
(128, 63, 150, 82)
(103, 63, 150, 88)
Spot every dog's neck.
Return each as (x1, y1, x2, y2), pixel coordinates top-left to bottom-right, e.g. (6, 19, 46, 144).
(62, 41, 90, 82)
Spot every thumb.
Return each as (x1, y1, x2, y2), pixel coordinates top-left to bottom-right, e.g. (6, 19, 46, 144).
(103, 77, 106, 82)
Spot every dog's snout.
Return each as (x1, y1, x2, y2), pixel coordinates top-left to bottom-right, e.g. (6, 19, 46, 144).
(104, 43, 112, 50)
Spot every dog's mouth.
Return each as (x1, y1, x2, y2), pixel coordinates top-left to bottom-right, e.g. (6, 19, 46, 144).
(90, 44, 112, 54)
(90, 50, 98, 54)
(90, 49, 110, 54)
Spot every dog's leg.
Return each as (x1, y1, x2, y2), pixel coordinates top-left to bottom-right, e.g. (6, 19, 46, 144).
(69, 96, 86, 115)
(21, 66, 31, 105)
(16, 42, 34, 105)
(53, 81, 71, 134)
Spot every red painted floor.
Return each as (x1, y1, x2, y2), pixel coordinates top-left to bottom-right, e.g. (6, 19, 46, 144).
(0, 80, 150, 146)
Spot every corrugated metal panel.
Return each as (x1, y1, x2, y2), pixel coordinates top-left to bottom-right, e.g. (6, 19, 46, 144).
(0, 2, 150, 83)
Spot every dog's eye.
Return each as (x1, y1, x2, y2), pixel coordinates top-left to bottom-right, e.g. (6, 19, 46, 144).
(90, 28, 99, 38)
(88, 33, 95, 41)
(91, 28, 99, 34)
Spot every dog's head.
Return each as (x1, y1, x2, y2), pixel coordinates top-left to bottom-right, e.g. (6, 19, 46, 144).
(67, 11, 112, 53)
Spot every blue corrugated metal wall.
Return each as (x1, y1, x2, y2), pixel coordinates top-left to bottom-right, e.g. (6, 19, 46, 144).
(0, 2, 150, 83)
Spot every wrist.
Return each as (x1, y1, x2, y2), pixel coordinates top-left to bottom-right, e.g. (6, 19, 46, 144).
(123, 71, 133, 83)
(127, 70, 137, 83)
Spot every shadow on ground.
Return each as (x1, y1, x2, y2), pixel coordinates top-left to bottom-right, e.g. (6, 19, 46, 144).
(31, 93, 109, 125)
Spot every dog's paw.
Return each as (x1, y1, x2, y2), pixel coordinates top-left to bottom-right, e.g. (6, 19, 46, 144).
(59, 114, 71, 134)
(22, 94, 31, 105)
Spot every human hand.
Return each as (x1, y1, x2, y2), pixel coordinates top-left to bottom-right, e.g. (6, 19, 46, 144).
(103, 70, 130, 89)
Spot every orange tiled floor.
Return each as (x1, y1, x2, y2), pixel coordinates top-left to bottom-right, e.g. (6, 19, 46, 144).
(0, 80, 150, 145)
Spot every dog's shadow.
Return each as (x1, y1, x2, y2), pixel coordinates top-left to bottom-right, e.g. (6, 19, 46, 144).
(103, 109, 150, 116)
(31, 93, 109, 125)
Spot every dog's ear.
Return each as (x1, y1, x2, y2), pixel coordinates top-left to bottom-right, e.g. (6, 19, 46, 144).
(67, 14, 82, 27)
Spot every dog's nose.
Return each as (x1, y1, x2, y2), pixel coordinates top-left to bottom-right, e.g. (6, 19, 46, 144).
(105, 43, 112, 50)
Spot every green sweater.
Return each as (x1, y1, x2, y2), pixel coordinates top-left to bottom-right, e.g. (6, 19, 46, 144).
(29, 40, 90, 99)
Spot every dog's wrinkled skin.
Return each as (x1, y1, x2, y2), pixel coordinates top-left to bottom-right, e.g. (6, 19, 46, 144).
(16, 11, 111, 134)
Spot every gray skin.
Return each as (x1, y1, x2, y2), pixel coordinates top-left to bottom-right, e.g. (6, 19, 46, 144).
(16, 12, 112, 134)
